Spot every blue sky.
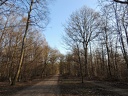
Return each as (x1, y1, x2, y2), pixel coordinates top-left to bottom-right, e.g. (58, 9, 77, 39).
(44, 0, 98, 54)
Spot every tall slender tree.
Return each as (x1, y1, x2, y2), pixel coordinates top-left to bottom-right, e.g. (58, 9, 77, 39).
(10, 0, 49, 85)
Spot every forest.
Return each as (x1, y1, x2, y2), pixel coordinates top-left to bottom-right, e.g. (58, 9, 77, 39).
(0, 0, 128, 87)
(61, 0, 128, 83)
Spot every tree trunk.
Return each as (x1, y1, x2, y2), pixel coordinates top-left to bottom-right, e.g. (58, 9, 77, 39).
(84, 45, 88, 77)
(76, 44, 84, 83)
(11, 0, 34, 85)
(104, 27, 112, 78)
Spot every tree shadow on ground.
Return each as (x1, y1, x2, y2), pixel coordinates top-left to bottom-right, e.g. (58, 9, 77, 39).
(58, 77, 122, 96)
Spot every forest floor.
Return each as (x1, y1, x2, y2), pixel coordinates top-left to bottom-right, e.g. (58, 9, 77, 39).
(0, 75, 60, 96)
(0, 75, 128, 96)
(59, 76, 128, 96)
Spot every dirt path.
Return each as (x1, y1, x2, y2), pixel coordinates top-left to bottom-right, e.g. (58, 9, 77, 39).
(13, 75, 60, 96)
(4, 75, 127, 96)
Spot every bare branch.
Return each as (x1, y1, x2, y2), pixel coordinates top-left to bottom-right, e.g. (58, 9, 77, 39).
(113, 0, 128, 4)
(0, 0, 8, 6)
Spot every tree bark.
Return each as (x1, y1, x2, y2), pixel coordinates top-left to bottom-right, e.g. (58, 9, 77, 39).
(104, 27, 112, 77)
(83, 43, 88, 77)
(11, 0, 34, 85)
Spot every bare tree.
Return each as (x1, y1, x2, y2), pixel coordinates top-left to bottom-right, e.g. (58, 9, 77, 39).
(0, 0, 56, 85)
(64, 6, 100, 77)
(112, 2, 128, 69)
(99, 5, 114, 77)
(98, 0, 128, 80)
(9, 0, 49, 85)
(74, 44, 84, 83)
